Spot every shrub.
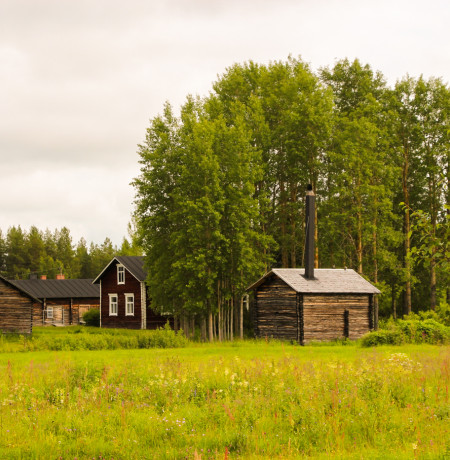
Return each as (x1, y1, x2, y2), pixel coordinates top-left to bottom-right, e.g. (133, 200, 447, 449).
(82, 308, 100, 327)
(398, 319, 449, 344)
(361, 318, 450, 347)
(360, 329, 403, 347)
(403, 302, 450, 327)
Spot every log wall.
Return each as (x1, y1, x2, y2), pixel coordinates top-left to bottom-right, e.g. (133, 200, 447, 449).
(33, 298, 99, 326)
(0, 279, 34, 334)
(252, 274, 372, 343)
(303, 294, 370, 342)
(254, 276, 298, 341)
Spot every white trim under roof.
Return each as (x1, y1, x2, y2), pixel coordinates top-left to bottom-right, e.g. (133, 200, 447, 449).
(92, 257, 144, 284)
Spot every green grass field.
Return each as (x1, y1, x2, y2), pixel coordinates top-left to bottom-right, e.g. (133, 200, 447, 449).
(0, 330, 448, 459)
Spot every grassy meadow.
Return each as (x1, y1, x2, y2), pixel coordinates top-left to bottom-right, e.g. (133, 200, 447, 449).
(0, 330, 448, 459)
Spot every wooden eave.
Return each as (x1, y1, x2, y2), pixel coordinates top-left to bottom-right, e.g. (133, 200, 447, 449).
(0, 275, 42, 303)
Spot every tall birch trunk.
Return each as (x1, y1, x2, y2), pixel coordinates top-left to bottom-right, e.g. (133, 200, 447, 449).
(240, 296, 244, 340)
(190, 316, 195, 339)
(430, 175, 437, 311)
(208, 311, 214, 342)
(218, 304, 223, 342)
(402, 145, 412, 315)
(201, 316, 207, 342)
(230, 297, 234, 341)
(392, 284, 397, 320)
(372, 202, 379, 329)
(280, 181, 289, 267)
(290, 184, 297, 267)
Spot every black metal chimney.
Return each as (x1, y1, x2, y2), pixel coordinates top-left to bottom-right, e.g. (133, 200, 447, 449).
(305, 184, 315, 279)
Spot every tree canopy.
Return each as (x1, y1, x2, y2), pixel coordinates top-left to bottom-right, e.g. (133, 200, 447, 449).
(134, 56, 449, 337)
(0, 225, 141, 279)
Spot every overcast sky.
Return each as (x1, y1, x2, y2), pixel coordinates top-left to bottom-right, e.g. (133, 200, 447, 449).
(1, 0, 449, 247)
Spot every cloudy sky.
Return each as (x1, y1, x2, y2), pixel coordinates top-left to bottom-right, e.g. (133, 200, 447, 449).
(1, 0, 449, 247)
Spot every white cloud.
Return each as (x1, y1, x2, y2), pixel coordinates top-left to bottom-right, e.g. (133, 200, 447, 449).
(0, 0, 448, 247)
(0, 164, 139, 246)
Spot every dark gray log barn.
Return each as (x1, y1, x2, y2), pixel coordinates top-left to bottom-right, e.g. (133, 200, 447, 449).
(248, 268, 380, 343)
(248, 186, 380, 343)
(0, 274, 41, 334)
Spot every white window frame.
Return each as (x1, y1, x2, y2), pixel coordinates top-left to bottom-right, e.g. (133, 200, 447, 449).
(125, 293, 134, 316)
(109, 294, 118, 316)
(117, 265, 125, 285)
(46, 306, 53, 319)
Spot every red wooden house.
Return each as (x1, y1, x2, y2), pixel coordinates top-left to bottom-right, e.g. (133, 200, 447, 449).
(93, 256, 171, 330)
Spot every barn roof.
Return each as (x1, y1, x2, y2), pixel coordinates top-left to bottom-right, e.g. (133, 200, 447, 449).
(9, 278, 99, 299)
(0, 275, 42, 303)
(92, 256, 146, 284)
(247, 268, 381, 294)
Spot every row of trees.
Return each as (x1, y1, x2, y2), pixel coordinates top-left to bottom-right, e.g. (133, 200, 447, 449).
(0, 225, 141, 280)
(134, 57, 449, 341)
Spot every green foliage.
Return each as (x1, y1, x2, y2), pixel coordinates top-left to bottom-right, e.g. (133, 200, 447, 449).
(397, 319, 449, 344)
(134, 94, 274, 325)
(133, 56, 449, 330)
(0, 325, 187, 352)
(409, 205, 450, 285)
(361, 318, 450, 347)
(403, 302, 450, 327)
(0, 225, 142, 279)
(82, 308, 100, 327)
(360, 329, 404, 347)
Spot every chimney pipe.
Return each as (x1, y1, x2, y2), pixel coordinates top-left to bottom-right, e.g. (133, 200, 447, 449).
(305, 184, 315, 279)
(40, 275, 47, 280)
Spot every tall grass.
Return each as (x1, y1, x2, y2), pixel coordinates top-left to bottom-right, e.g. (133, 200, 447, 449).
(0, 324, 187, 352)
(0, 343, 448, 459)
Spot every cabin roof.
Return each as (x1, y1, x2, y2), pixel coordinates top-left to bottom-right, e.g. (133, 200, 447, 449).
(92, 256, 146, 284)
(0, 275, 42, 303)
(247, 268, 381, 294)
(9, 278, 99, 299)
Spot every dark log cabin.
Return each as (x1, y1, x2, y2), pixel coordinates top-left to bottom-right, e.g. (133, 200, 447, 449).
(248, 186, 380, 343)
(93, 256, 171, 330)
(248, 268, 380, 343)
(10, 275, 99, 326)
(0, 274, 41, 334)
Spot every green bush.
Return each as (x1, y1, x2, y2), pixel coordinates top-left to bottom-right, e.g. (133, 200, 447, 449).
(361, 318, 450, 347)
(398, 319, 449, 344)
(402, 302, 450, 327)
(82, 308, 100, 327)
(360, 329, 403, 347)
